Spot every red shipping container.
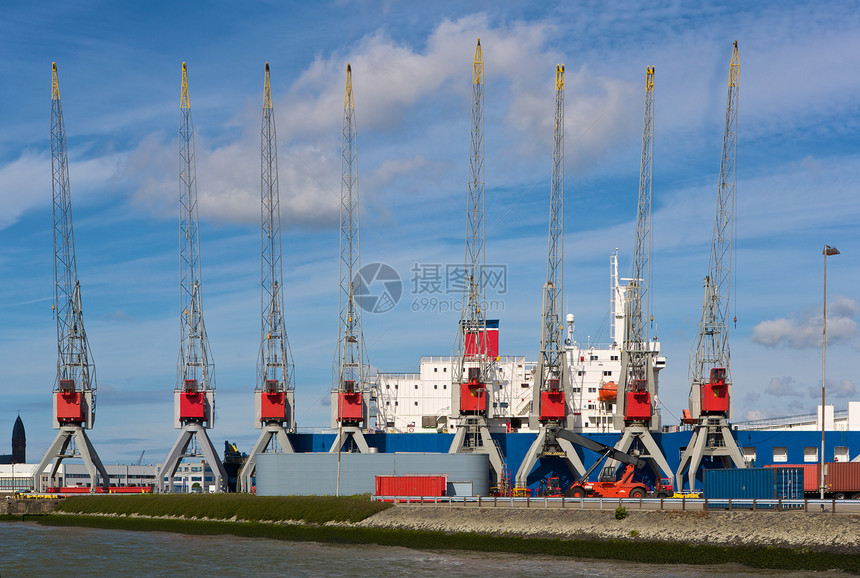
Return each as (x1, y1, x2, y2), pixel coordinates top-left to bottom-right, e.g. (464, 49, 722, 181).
(260, 391, 286, 420)
(375, 475, 446, 497)
(56, 392, 84, 422)
(337, 391, 363, 421)
(824, 462, 860, 493)
(180, 391, 206, 420)
(624, 390, 651, 421)
(765, 464, 819, 492)
(540, 390, 565, 420)
(459, 382, 486, 413)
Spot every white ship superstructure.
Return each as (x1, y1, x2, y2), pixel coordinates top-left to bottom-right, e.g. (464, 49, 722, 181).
(373, 253, 666, 434)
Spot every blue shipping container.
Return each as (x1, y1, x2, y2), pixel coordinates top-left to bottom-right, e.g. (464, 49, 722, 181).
(704, 467, 804, 500)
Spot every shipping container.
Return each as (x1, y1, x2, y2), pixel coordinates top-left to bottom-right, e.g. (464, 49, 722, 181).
(704, 467, 804, 501)
(765, 464, 819, 493)
(375, 475, 446, 497)
(824, 462, 860, 498)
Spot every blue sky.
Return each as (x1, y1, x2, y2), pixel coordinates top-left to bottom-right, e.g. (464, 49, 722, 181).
(1, 1, 859, 462)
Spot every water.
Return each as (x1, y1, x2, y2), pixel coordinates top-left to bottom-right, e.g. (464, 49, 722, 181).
(0, 523, 842, 576)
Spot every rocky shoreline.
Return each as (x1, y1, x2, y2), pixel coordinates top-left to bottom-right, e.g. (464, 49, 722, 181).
(359, 506, 860, 555)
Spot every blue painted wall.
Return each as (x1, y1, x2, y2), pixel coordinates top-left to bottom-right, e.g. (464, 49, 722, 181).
(281, 430, 860, 491)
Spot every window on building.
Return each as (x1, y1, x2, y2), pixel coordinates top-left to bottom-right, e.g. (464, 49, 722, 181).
(588, 387, 597, 393)
(521, 383, 529, 388)
(577, 371, 584, 376)
(386, 384, 390, 389)
(773, 447, 788, 463)
(443, 368, 447, 372)
(395, 401, 398, 406)
(572, 387, 581, 392)
(742, 447, 756, 463)
(434, 384, 438, 390)
(443, 384, 447, 389)
(434, 368, 438, 372)
(603, 371, 612, 376)
(610, 355, 619, 361)
(386, 401, 390, 406)
(590, 355, 598, 361)
(395, 384, 398, 389)
(414, 384, 418, 389)
(804, 447, 818, 462)
(414, 401, 418, 406)
(587, 403, 596, 410)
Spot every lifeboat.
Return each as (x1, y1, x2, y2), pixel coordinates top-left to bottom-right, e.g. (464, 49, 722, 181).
(598, 381, 617, 402)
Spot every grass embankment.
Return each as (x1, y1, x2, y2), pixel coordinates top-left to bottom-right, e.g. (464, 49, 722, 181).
(35, 513, 860, 574)
(55, 494, 390, 524)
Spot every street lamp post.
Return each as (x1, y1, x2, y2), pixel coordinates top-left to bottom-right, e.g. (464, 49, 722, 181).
(821, 244, 840, 500)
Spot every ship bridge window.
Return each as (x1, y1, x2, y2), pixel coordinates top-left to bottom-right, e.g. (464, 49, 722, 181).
(588, 387, 597, 393)
(804, 447, 818, 462)
(590, 355, 598, 361)
(610, 355, 619, 361)
(572, 387, 581, 392)
(773, 447, 787, 463)
(602, 371, 612, 376)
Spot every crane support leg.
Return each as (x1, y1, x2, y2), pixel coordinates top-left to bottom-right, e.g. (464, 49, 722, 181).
(33, 425, 110, 491)
(677, 422, 709, 491)
(238, 424, 294, 492)
(159, 423, 228, 493)
(515, 427, 547, 487)
(609, 425, 673, 482)
(329, 426, 371, 454)
(556, 434, 586, 478)
(449, 417, 504, 484)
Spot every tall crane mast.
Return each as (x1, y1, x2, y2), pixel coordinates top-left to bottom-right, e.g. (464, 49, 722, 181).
(609, 67, 674, 483)
(330, 63, 373, 454)
(448, 39, 504, 485)
(677, 41, 745, 490)
(516, 65, 586, 489)
(239, 64, 297, 492)
(159, 63, 228, 493)
(34, 63, 111, 492)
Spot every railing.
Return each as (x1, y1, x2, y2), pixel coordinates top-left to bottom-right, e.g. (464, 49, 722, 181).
(735, 410, 849, 431)
(370, 495, 860, 513)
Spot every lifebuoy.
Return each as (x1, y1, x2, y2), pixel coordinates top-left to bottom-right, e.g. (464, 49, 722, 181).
(407, 426, 414, 433)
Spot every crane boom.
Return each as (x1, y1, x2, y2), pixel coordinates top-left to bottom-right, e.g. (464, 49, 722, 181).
(329, 64, 373, 455)
(34, 63, 110, 492)
(51, 63, 96, 410)
(239, 64, 297, 491)
(178, 62, 214, 394)
(676, 42, 745, 491)
(259, 62, 294, 397)
(159, 63, 227, 493)
(536, 64, 565, 395)
(690, 41, 739, 398)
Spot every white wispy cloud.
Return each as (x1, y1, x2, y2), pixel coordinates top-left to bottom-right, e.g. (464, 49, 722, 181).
(751, 296, 859, 349)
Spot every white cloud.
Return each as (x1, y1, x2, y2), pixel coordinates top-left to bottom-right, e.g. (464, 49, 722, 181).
(751, 297, 859, 349)
(764, 376, 804, 398)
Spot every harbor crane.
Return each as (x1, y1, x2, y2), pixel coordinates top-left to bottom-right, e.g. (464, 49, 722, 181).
(448, 39, 505, 485)
(515, 64, 586, 489)
(239, 64, 296, 492)
(34, 63, 111, 492)
(609, 67, 674, 483)
(330, 64, 374, 454)
(677, 41, 746, 490)
(159, 63, 228, 493)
